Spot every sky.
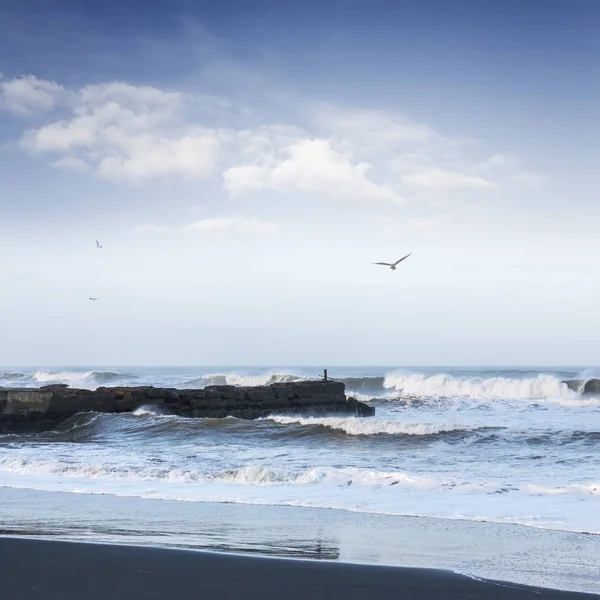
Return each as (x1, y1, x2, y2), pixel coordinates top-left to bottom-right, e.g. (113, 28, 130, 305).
(0, 0, 599, 366)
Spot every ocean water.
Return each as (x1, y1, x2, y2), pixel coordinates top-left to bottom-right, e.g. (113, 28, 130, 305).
(1, 365, 600, 536)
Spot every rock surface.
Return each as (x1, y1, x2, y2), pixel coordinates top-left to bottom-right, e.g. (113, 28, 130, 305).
(0, 380, 375, 433)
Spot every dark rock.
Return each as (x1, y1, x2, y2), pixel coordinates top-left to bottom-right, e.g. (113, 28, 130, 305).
(261, 397, 289, 409)
(114, 396, 133, 412)
(347, 397, 375, 417)
(221, 397, 238, 409)
(205, 385, 240, 400)
(164, 390, 180, 403)
(0, 379, 373, 433)
(246, 387, 276, 402)
(177, 392, 195, 407)
(270, 385, 295, 399)
(294, 383, 325, 398)
(322, 381, 345, 395)
(290, 397, 313, 408)
(310, 394, 337, 406)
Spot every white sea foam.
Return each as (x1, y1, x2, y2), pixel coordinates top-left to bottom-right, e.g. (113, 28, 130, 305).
(1, 454, 599, 534)
(183, 372, 308, 388)
(266, 415, 468, 436)
(29, 370, 124, 389)
(33, 371, 95, 384)
(383, 373, 576, 401)
(0, 456, 445, 488)
(525, 483, 600, 496)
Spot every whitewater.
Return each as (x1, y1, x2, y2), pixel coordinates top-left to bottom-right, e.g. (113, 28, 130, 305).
(1, 365, 600, 535)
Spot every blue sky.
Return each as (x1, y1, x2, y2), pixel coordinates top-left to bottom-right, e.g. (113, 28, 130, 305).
(0, 0, 598, 365)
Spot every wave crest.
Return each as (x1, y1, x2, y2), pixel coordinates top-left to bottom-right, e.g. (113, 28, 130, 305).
(382, 373, 576, 401)
(265, 415, 471, 437)
(183, 372, 308, 388)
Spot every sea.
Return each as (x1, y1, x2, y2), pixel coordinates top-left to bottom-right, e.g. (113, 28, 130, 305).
(1, 365, 600, 593)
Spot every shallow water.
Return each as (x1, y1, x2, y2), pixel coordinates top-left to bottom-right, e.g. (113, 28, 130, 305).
(1, 487, 599, 595)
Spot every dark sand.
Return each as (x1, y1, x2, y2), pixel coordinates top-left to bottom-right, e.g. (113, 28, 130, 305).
(0, 537, 594, 600)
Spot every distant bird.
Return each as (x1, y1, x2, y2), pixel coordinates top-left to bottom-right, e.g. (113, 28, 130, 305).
(88, 297, 99, 301)
(373, 253, 412, 271)
(95, 240, 102, 249)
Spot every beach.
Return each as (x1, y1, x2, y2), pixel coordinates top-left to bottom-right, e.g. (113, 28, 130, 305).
(2, 366, 600, 597)
(1, 487, 600, 596)
(0, 536, 594, 600)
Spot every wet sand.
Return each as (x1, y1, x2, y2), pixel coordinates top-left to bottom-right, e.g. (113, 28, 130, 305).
(0, 537, 594, 600)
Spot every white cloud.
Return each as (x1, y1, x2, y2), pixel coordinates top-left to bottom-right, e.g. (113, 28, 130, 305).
(4, 74, 541, 201)
(0, 75, 66, 116)
(184, 214, 279, 238)
(402, 167, 493, 190)
(52, 157, 90, 173)
(312, 104, 440, 153)
(19, 81, 219, 183)
(224, 138, 402, 203)
(97, 134, 218, 182)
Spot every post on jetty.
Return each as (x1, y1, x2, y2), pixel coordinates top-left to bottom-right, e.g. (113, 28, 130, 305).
(323, 369, 328, 381)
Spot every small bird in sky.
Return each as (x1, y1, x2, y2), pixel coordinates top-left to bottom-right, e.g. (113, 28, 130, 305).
(89, 297, 99, 301)
(373, 253, 412, 271)
(95, 240, 103, 249)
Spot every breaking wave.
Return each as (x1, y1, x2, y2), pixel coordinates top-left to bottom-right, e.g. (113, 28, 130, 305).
(182, 373, 309, 388)
(0, 370, 136, 389)
(382, 373, 581, 401)
(33, 371, 125, 386)
(265, 415, 476, 437)
(2, 455, 599, 504)
(2, 368, 597, 402)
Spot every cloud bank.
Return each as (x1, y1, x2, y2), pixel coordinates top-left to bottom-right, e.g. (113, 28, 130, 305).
(1, 74, 541, 203)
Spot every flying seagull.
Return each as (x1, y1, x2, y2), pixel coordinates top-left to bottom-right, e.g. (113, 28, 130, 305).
(95, 240, 103, 249)
(373, 252, 412, 271)
(89, 297, 99, 301)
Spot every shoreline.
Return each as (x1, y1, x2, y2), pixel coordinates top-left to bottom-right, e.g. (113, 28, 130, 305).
(0, 536, 595, 600)
(2, 482, 600, 538)
(1, 487, 600, 595)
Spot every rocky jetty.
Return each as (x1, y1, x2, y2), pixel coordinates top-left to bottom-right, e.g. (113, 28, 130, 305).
(0, 380, 374, 434)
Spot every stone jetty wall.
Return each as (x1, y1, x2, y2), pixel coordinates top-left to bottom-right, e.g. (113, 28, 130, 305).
(0, 380, 374, 434)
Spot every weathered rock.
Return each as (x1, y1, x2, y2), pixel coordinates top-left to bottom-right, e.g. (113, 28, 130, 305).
(323, 381, 345, 395)
(270, 384, 295, 399)
(261, 397, 290, 409)
(347, 397, 375, 417)
(192, 395, 223, 409)
(0, 378, 375, 433)
(290, 396, 313, 408)
(205, 385, 240, 400)
(310, 393, 338, 406)
(5, 390, 54, 415)
(245, 387, 276, 402)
